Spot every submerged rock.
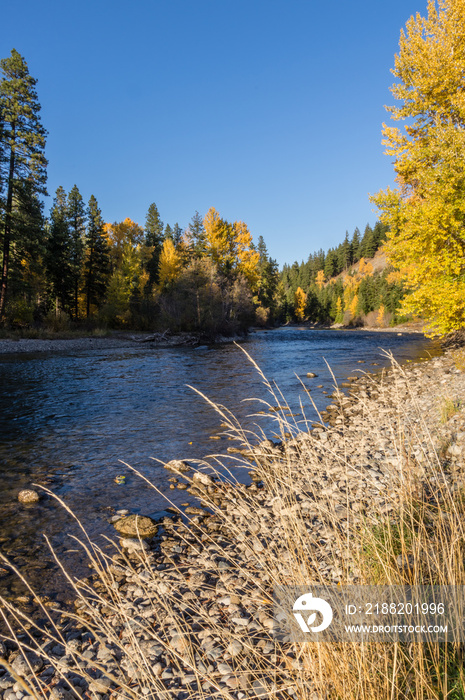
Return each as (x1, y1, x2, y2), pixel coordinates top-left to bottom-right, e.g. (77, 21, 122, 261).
(113, 514, 158, 539)
(18, 489, 40, 504)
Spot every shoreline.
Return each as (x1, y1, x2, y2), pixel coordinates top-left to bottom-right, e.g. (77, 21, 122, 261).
(0, 331, 244, 355)
(2, 343, 465, 696)
(0, 323, 426, 355)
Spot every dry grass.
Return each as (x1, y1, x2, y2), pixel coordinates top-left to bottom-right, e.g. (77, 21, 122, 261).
(440, 397, 463, 424)
(1, 353, 465, 699)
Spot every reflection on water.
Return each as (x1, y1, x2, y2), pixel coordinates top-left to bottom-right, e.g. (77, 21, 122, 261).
(0, 328, 439, 602)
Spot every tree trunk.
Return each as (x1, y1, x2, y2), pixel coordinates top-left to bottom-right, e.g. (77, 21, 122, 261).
(0, 122, 16, 321)
(86, 247, 93, 318)
(75, 279, 79, 320)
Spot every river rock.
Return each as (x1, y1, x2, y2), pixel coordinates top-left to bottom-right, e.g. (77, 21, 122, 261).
(88, 677, 112, 693)
(120, 538, 149, 552)
(11, 652, 43, 675)
(17, 489, 39, 504)
(227, 640, 243, 657)
(164, 460, 191, 473)
(113, 514, 158, 539)
(185, 506, 210, 516)
(306, 372, 318, 378)
(192, 472, 214, 487)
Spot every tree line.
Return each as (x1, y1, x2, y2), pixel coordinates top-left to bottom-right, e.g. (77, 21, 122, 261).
(6, 1, 464, 341)
(0, 49, 282, 336)
(0, 46, 403, 336)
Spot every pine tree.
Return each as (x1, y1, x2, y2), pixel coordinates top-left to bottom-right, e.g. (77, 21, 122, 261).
(254, 235, 279, 313)
(324, 249, 338, 278)
(84, 195, 110, 316)
(0, 49, 47, 319)
(67, 185, 86, 319)
(361, 224, 375, 258)
(45, 186, 73, 313)
(172, 223, 183, 247)
(7, 179, 45, 309)
(144, 202, 164, 286)
(339, 231, 352, 270)
(187, 211, 206, 258)
(351, 227, 361, 262)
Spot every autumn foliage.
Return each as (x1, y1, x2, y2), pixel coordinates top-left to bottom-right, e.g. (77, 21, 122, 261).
(372, 0, 465, 335)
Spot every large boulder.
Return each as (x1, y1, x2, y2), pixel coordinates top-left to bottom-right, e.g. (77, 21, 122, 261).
(113, 514, 158, 539)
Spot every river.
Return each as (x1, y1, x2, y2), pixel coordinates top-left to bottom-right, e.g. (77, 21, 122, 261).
(0, 327, 439, 606)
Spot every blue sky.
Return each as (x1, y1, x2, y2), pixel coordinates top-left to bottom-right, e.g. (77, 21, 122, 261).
(2, 0, 425, 266)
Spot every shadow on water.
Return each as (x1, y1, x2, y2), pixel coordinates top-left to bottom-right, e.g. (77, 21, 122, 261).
(0, 327, 440, 606)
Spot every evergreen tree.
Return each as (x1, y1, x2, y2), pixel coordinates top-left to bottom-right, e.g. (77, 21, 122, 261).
(45, 186, 73, 313)
(67, 185, 86, 319)
(351, 227, 361, 262)
(324, 249, 338, 278)
(361, 224, 376, 258)
(255, 235, 279, 314)
(372, 221, 388, 249)
(0, 49, 47, 319)
(164, 223, 173, 241)
(144, 202, 164, 286)
(187, 210, 206, 258)
(172, 223, 183, 247)
(84, 195, 109, 316)
(339, 231, 352, 270)
(7, 179, 45, 311)
(314, 248, 325, 272)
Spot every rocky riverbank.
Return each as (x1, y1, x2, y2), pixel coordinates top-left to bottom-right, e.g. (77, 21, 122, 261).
(0, 331, 249, 355)
(2, 346, 465, 699)
(0, 323, 427, 355)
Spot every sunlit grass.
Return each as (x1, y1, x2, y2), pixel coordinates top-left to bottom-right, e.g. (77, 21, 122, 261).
(1, 352, 464, 699)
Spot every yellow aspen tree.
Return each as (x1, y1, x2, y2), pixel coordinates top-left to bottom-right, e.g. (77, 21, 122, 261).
(204, 208, 259, 286)
(343, 275, 359, 311)
(377, 304, 386, 326)
(371, 0, 465, 335)
(294, 287, 307, 321)
(106, 218, 144, 252)
(158, 238, 181, 289)
(386, 270, 403, 285)
(316, 269, 325, 290)
(203, 207, 233, 269)
(233, 220, 259, 290)
(362, 261, 373, 276)
(349, 294, 359, 320)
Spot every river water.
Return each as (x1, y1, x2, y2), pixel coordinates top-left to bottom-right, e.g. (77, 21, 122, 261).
(0, 327, 439, 604)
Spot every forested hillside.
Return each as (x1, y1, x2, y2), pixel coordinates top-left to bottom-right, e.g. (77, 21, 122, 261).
(281, 222, 407, 327)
